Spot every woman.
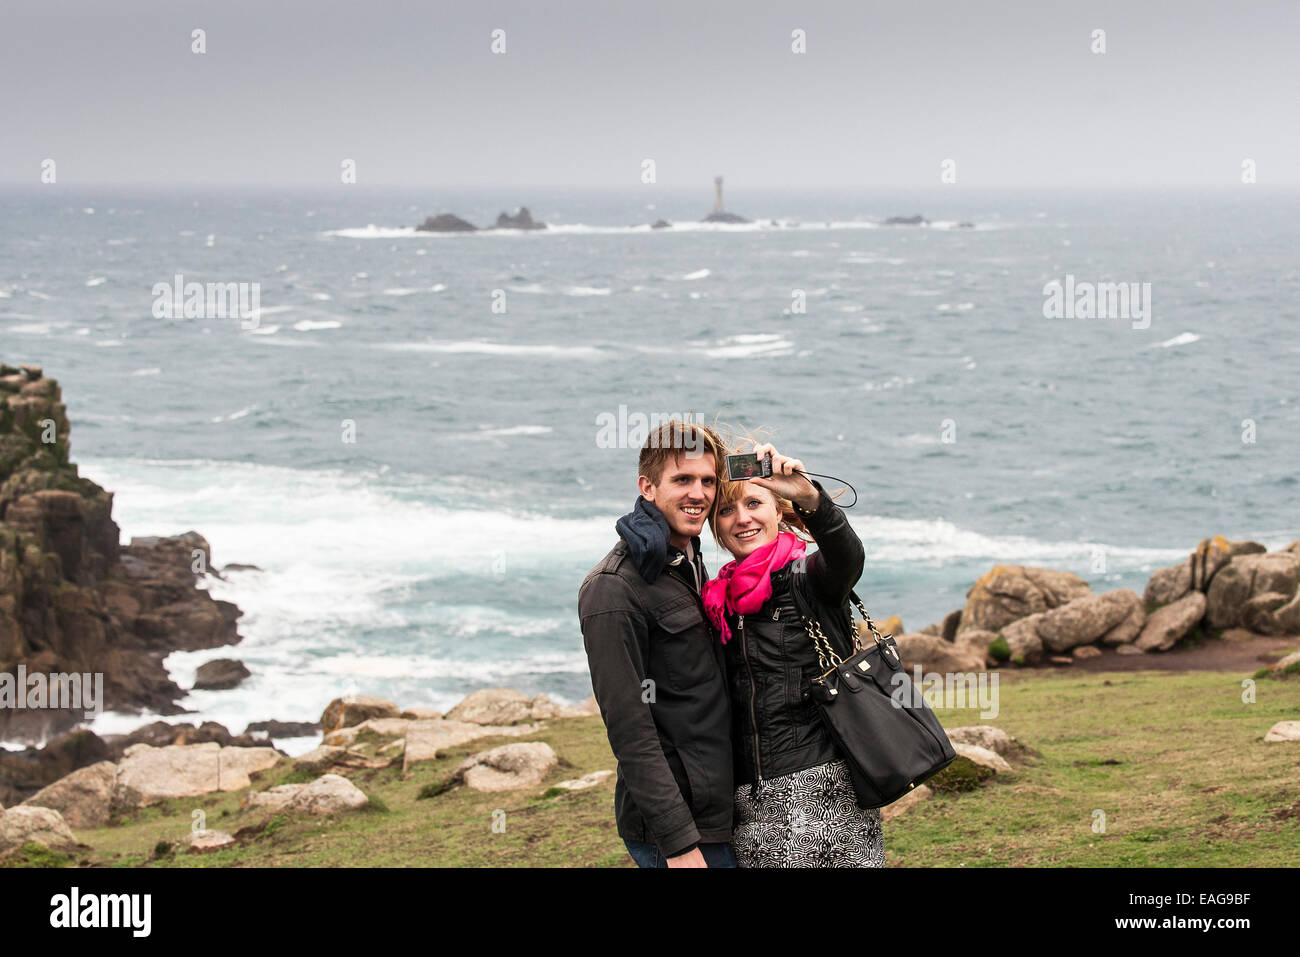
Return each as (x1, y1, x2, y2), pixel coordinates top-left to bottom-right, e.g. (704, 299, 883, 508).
(702, 441, 885, 867)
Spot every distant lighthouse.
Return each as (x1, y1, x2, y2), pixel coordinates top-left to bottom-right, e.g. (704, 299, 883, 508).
(702, 175, 749, 224)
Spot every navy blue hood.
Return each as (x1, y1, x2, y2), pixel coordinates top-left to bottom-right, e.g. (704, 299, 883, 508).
(615, 497, 673, 584)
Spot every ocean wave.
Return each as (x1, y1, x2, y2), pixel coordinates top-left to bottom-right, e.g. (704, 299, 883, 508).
(632, 333, 795, 359)
(864, 375, 915, 391)
(60, 454, 1235, 746)
(373, 340, 603, 359)
(1152, 332, 1200, 348)
(700, 333, 793, 358)
(313, 649, 586, 681)
(76, 455, 1206, 578)
(453, 425, 555, 439)
(847, 515, 1189, 566)
(209, 406, 256, 423)
(499, 281, 609, 296)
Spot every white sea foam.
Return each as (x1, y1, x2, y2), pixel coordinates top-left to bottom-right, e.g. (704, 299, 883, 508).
(455, 425, 555, 439)
(864, 375, 915, 391)
(633, 333, 794, 359)
(374, 340, 603, 359)
(680, 268, 711, 280)
(324, 225, 426, 239)
(292, 319, 342, 331)
(85, 276, 107, 286)
(210, 406, 255, 423)
(700, 333, 794, 358)
(324, 219, 1007, 239)
(58, 454, 1216, 742)
(1152, 332, 1200, 348)
(848, 514, 1189, 566)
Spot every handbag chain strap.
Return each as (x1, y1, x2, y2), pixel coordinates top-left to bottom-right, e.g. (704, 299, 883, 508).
(802, 592, 898, 670)
(804, 617, 842, 672)
(851, 593, 901, 662)
(789, 560, 900, 669)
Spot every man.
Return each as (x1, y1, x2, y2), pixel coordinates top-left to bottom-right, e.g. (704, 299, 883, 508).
(578, 420, 734, 868)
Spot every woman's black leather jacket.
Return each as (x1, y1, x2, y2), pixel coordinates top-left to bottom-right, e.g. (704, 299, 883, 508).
(720, 483, 864, 789)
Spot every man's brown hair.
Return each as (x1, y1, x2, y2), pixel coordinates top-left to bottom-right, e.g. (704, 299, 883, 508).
(638, 420, 725, 487)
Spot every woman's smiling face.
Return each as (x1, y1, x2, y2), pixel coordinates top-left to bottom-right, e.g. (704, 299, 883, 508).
(714, 482, 781, 559)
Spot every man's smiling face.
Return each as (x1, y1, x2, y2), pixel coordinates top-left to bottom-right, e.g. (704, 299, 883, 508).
(638, 451, 717, 549)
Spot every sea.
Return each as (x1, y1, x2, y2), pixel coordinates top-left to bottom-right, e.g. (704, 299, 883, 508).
(2, 184, 1297, 752)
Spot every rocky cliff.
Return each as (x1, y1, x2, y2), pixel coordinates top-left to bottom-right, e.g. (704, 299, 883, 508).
(0, 362, 241, 745)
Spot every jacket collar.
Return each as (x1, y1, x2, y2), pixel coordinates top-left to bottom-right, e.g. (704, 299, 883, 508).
(615, 497, 703, 585)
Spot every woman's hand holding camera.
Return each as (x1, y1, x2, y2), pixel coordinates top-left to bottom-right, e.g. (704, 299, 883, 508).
(749, 442, 819, 512)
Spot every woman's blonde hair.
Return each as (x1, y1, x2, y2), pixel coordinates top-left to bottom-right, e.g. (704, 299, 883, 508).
(706, 420, 813, 545)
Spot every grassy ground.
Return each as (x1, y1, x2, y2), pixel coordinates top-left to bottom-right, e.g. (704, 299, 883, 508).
(8, 661, 1299, 868)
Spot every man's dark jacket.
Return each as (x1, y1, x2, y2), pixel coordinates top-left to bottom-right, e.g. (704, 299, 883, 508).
(577, 500, 732, 857)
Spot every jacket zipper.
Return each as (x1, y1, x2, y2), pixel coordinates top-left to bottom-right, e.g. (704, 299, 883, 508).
(739, 613, 763, 785)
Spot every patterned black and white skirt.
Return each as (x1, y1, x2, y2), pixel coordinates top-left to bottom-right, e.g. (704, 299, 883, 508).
(732, 759, 886, 868)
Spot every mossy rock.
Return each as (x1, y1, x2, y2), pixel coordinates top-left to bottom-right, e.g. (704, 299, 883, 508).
(989, 635, 1011, 662)
(2, 842, 72, 868)
(927, 755, 998, 793)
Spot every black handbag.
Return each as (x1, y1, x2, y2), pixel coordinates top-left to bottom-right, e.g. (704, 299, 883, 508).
(788, 560, 957, 808)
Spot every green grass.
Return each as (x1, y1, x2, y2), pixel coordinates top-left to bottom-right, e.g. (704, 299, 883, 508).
(886, 668, 1300, 866)
(9, 665, 1300, 868)
(49, 717, 630, 868)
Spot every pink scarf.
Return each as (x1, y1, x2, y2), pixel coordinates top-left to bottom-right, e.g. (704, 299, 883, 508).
(703, 531, 807, 645)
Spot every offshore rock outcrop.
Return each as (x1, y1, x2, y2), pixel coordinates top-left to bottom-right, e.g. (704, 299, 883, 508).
(414, 212, 477, 232)
(491, 206, 546, 230)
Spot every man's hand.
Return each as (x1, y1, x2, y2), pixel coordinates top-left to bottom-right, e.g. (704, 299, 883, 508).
(666, 847, 708, 868)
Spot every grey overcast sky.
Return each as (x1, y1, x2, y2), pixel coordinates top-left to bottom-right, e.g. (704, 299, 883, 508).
(3, 0, 1297, 188)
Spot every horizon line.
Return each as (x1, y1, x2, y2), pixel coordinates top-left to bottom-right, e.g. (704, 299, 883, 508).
(1, 181, 1297, 193)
